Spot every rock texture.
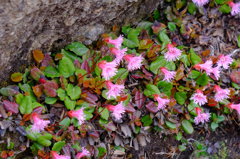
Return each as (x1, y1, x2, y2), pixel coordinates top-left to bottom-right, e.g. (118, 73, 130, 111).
(0, 0, 161, 83)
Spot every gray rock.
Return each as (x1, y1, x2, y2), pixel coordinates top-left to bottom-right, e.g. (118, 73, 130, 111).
(0, 0, 161, 83)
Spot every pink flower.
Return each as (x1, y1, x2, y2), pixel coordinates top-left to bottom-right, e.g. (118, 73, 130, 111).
(194, 60, 213, 75)
(229, 103, 240, 115)
(228, 2, 240, 16)
(106, 81, 124, 99)
(192, 0, 209, 6)
(68, 108, 86, 125)
(110, 47, 127, 64)
(98, 60, 118, 80)
(194, 107, 210, 125)
(107, 102, 125, 120)
(76, 147, 91, 159)
(51, 151, 71, 159)
(211, 66, 221, 80)
(164, 44, 182, 61)
(105, 35, 124, 49)
(153, 94, 170, 110)
(160, 67, 176, 82)
(217, 54, 233, 69)
(31, 113, 50, 133)
(190, 89, 207, 106)
(214, 85, 230, 102)
(124, 54, 143, 71)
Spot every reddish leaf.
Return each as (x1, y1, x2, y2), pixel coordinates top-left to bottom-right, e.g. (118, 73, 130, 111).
(146, 101, 158, 113)
(30, 67, 44, 81)
(32, 106, 43, 114)
(142, 67, 153, 78)
(151, 21, 166, 34)
(43, 81, 58, 97)
(147, 44, 161, 59)
(139, 39, 154, 49)
(54, 53, 63, 61)
(125, 103, 136, 113)
(81, 60, 91, 73)
(0, 85, 19, 96)
(208, 98, 218, 107)
(32, 85, 43, 98)
(135, 90, 146, 109)
(230, 71, 240, 84)
(175, 64, 185, 81)
(88, 131, 100, 138)
(41, 53, 54, 67)
(201, 49, 211, 57)
(33, 49, 44, 63)
(2, 100, 19, 114)
(10, 72, 23, 82)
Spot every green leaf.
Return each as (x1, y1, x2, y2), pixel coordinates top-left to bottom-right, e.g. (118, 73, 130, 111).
(141, 115, 153, 126)
(65, 42, 89, 56)
(215, 0, 228, 4)
(153, 10, 160, 20)
(211, 122, 219, 131)
(145, 84, 161, 95)
(179, 145, 187, 152)
(19, 95, 33, 114)
(52, 141, 66, 152)
(61, 49, 82, 62)
(59, 117, 71, 128)
(37, 136, 51, 147)
(84, 111, 93, 120)
(237, 35, 240, 48)
(190, 49, 201, 65)
(58, 56, 76, 78)
(219, 4, 231, 13)
(44, 66, 60, 78)
(168, 22, 177, 32)
(98, 147, 107, 158)
(165, 121, 177, 129)
(175, 92, 187, 105)
(188, 2, 197, 15)
(157, 81, 173, 97)
(180, 54, 191, 67)
(45, 97, 57, 105)
(188, 70, 201, 79)
(158, 30, 171, 43)
(231, 82, 240, 89)
(137, 21, 153, 31)
(123, 28, 141, 48)
(182, 120, 194, 134)
(64, 96, 76, 110)
(175, 132, 182, 141)
(98, 107, 109, 120)
(196, 73, 208, 86)
(112, 68, 129, 82)
(57, 88, 67, 101)
(19, 83, 37, 102)
(66, 84, 81, 100)
(150, 56, 176, 74)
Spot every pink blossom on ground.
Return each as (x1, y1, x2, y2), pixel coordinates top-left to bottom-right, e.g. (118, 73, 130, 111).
(229, 103, 240, 115)
(124, 54, 143, 71)
(107, 102, 125, 120)
(214, 85, 230, 102)
(160, 67, 176, 82)
(105, 35, 123, 49)
(217, 54, 233, 69)
(153, 94, 170, 110)
(228, 2, 240, 16)
(211, 66, 221, 80)
(76, 147, 91, 159)
(31, 113, 50, 133)
(68, 108, 86, 125)
(194, 107, 210, 125)
(51, 151, 71, 159)
(106, 81, 124, 99)
(192, 0, 209, 6)
(194, 60, 213, 75)
(98, 60, 118, 80)
(110, 47, 127, 64)
(190, 89, 207, 106)
(164, 44, 182, 61)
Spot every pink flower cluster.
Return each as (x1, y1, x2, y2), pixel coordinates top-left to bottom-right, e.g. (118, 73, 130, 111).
(160, 67, 176, 82)
(76, 147, 91, 159)
(153, 94, 170, 110)
(31, 113, 50, 133)
(228, 2, 240, 16)
(99, 36, 143, 80)
(107, 102, 125, 120)
(194, 107, 210, 125)
(214, 85, 230, 102)
(229, 103, 240, 115)
(51, 151, 71, 159)
(68, 108, 86, 125)
(106, 81, 124, 99)
(164, 44, 182, 62)
(190, 89, 207, 106)
(194, 54, 233, 80)
(192, 0, 209, 7)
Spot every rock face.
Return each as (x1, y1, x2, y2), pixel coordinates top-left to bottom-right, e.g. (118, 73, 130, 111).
(0, 0, 161, 83)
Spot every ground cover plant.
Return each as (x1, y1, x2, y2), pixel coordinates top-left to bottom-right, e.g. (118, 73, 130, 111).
(0, 0, 240, 158)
